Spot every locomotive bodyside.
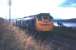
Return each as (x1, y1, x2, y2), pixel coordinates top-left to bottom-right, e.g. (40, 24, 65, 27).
(16, 16, 35, 30)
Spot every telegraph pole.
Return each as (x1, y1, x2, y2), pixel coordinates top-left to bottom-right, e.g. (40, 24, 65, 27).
(9, 0, 11, 23)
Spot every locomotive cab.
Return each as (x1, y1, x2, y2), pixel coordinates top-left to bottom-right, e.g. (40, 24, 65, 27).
(35, 13, 54, 32)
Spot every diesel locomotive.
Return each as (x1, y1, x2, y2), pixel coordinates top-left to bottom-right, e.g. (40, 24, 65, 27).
(16, 13, 55, 32)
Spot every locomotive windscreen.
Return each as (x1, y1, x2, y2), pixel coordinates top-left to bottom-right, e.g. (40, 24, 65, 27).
(37, 13, 53, 21)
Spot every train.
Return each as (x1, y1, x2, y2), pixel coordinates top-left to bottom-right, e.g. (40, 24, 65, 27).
(16, 13, 55, 32)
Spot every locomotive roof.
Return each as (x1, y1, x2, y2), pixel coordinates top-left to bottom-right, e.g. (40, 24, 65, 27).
(17, 13, 53, 20)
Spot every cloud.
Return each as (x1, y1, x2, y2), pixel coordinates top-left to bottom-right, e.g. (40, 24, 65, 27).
(60, 0, 76, 7)
(51, 7, 76, 19)
(11, 0, 64, 19)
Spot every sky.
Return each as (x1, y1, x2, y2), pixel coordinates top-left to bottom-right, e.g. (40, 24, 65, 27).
(0, 0, 76, 19)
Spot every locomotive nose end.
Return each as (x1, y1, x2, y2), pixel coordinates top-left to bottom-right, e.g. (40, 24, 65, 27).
(36, 21, 54, 32)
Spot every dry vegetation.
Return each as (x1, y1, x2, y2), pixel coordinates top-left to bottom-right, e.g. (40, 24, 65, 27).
(9, 24, 53, 50)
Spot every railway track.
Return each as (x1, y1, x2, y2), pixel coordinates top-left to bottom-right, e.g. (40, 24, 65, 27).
(49, 35, 76, 50)
(24, 29, 76, 50)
